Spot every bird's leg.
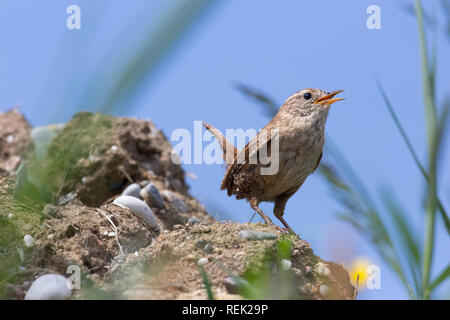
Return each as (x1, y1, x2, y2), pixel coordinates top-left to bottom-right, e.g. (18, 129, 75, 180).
(274, 211, 295, 234)
(273, 188, 299, 234)
(250, 198, 274, 225)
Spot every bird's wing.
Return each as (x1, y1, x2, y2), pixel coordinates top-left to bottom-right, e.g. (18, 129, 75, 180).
(221, 128, 279, 196)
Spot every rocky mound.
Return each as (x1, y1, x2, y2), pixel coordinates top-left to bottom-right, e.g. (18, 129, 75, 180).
(0, 109, 32, 176)
(0, 110, 355, 300)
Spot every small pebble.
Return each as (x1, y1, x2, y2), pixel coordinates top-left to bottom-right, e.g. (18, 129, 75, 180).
(204, 243, 214, 253)
(134, 251, 139, 257)
(139, 180, 150, 187)
(7, 213, 14, 219)
(280, 259, 292, 271)
(197, 257, 209, 266)
(224, 276, 249, 294)
(81, 177, 88, 184)
(113, 196, 158, 229)
(58, 192, 78, 206)
(25, 274, 72, 300)
(24, 235, 35, 247)
(196, 239, 207, 247)
(108, 232, 116, 237)
(103, 231, 108, 236)
(238, 229, 277, 241)
(187, 217, 201, 225)
(43, 204, 58, 217)
(141, 184, 164, 209)
(185, 254, 196, 261)
(315, 262, 331, 277)
(110, 145, 118, 152)
(47, 234, 54, 240)
(6, 134, 15, 144)
(121, 183, 141, 199)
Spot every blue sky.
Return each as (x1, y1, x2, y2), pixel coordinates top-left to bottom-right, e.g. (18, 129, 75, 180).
(1, 0, 449, 299)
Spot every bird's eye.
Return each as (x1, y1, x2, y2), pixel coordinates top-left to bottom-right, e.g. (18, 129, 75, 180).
(303, 92, 312, 100)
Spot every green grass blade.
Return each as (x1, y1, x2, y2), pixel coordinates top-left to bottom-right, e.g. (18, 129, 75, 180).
(428, 264, 450, 291)
(375, 79, 450, 234)
(380, 190, 421, 265)
(416, 0, 439, 299)
(233, 82, 279, 117)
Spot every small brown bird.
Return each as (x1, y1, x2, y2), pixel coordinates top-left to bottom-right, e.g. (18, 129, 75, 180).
(203, 88, 344, 233)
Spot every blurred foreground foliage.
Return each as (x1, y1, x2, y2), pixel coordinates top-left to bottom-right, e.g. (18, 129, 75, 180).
(239, 235, 297, 299)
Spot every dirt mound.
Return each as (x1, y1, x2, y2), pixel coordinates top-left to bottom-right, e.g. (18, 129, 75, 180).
(0, 111, 354, 300)
(34, 113, 188, 206)
(0, 109, 32, 176)
(116, 222, 355, 300)
(32, 201, 155, 280)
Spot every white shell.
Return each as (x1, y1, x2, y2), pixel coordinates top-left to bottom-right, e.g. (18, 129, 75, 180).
(197, 257, 209, 266)
(113, 196, 158, 229)
(280, 259, 292, 271)
(25, 274, 72, 300)
(24, 235, 35, 247)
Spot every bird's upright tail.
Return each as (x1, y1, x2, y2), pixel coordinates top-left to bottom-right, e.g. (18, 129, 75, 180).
(202, 122, 237, 165)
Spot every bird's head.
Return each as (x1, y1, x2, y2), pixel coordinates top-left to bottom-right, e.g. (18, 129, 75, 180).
(283, 88, 344, 116)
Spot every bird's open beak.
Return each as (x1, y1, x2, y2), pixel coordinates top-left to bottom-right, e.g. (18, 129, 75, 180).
(314, 90, 344, 105)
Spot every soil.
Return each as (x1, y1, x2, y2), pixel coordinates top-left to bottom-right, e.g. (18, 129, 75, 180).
(0, 109, 32, 176)
(0, 110, 355, 300)
(116, 222, 355, 300)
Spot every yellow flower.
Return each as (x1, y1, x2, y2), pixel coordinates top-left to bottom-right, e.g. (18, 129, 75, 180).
(348, 257, 372, 290)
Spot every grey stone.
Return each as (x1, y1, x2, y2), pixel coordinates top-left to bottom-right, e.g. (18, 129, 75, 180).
(58, 192, 77, 206)
(187, 217, 201, 225)
(24, 235, 35, 247)
(204, 243, 214, 253)
(237, 229, 277, 241)
(113, 195, 158, 229)
(121, 183, 141, 199)
(224, 276, 249, 294)
(142, 183, 164, 209)
(25, 274, 72, 300)
(43, 204, 58, 217)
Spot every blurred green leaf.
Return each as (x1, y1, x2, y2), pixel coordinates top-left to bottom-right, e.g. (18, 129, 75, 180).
(375, 79, 450, 234)
(234, 82, 279, 117)
(416, 0, 439, 299)
(199, 265, 215, 300)
(85, 0, 219, 115)
(429, 264, 450, 291)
